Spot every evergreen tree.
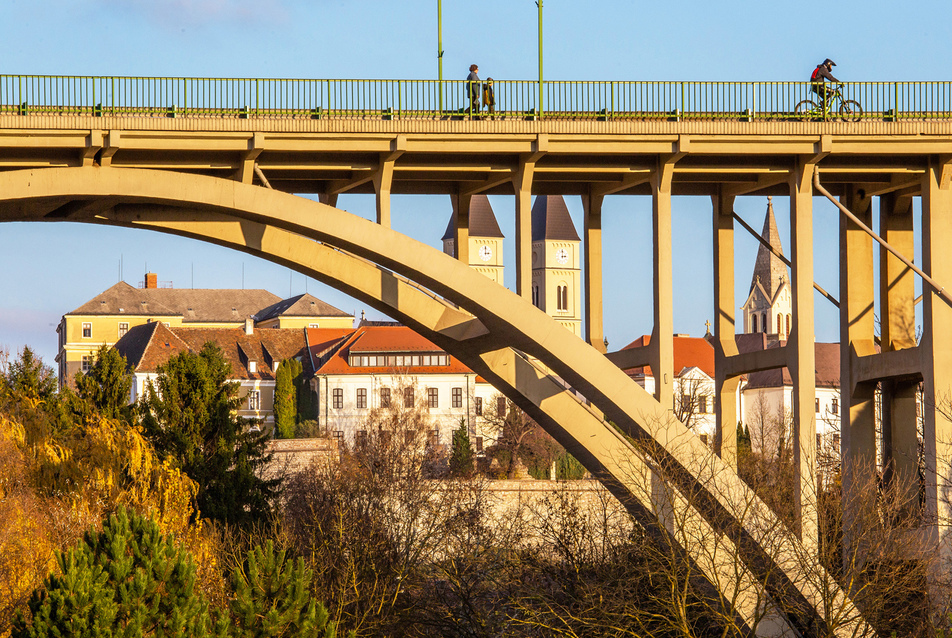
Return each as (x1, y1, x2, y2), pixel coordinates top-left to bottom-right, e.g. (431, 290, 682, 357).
(13, 508, 219, 638)
(273, 359, 301, 439)
(140, 343, 279, 526)
(3, 346, 57, 403)
(737, 421, 752, 454)
(74, 345, 133, 422)
(448, 421, 475, 477)
(231, 540, 345, 638)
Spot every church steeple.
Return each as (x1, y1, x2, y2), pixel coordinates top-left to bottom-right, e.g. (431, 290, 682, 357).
(742, 197, 792, 340)
(530, 195, 582, 337)
(442, 195, 505, 284)
(749, 196, 786, 299)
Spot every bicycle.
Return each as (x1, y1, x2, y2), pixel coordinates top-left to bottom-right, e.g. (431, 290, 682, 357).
(794, 85, 863, 122)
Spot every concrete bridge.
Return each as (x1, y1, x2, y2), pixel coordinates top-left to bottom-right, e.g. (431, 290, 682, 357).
(5, 75, 952, 636)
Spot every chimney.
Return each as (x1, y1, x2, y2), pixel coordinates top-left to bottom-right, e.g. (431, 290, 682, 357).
(144, 272, 158, 289)
(244, 317, 254, 335)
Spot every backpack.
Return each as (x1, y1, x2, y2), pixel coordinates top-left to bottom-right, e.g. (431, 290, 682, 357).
(811, 66, 821, 82)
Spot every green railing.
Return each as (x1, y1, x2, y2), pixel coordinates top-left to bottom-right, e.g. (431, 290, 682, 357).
(2, 75, 952, 121)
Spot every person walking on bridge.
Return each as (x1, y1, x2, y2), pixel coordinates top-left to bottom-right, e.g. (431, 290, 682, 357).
(811, 58, 839, 113)
(467, 64, 480, 115)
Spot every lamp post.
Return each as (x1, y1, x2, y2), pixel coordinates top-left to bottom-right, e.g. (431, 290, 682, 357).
(536, 0, 543, 118)
(437, 0, 444, 113)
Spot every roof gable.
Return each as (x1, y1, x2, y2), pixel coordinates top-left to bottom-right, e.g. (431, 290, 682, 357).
(255, 293, 352, 321)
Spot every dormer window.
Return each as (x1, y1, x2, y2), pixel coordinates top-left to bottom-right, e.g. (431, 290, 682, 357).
(248, 360, 257, 374)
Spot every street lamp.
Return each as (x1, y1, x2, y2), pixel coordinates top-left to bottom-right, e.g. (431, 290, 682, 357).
(536, 0, 543, 118)
(437, 0, 444, 112)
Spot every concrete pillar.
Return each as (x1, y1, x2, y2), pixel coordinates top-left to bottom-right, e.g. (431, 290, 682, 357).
(513, 160, 534, 300)
(319, 193, 339, 208)
(650, 164, 674, 410)
(789, 160, 818, 548)
(712, 190, 739, 469)
(582, 191, 606, 353)
(879, 192, 920, 517)
(921, 157, 952, 553)
(453, 193, 472, 265)
(372, 158, 394, 227)
(839, 185, 878, 571)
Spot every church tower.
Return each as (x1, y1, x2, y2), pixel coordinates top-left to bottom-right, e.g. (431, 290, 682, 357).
(441, 195, 505, 285)
(741, 197, 792, 341)
(531, 195, 582, 336)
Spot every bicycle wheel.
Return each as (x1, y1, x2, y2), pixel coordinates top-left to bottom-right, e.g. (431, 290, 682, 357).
(839, 100, 862, 122)
(794, 99, 819, 121)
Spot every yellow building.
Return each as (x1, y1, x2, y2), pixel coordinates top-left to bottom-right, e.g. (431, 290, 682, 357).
(56, 273, 353, 388)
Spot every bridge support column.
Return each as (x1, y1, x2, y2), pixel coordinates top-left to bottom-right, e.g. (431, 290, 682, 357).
(789, 159, 818, 549)
(921, 156, 952, 558)
(582, 191, 606, 353)
(712, 189, 739, 469)
(879, 192, 920, 520)
(839, 185, 878, 574)
(650, 163, 674, 410)
(452, 193, 472, 266)
(513, 159, 535, 301)
(319, 193, 338, 208)
(373, 160, 394, 228)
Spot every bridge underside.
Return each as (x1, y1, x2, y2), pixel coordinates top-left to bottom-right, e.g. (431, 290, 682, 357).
(5, 117, 952, 636)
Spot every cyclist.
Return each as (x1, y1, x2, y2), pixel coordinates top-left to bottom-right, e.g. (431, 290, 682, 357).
(810, 59, 839, 113)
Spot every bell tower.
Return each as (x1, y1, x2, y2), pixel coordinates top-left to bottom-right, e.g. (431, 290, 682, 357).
(442, 195, 505, 285)
(530, 195, 582, 336)
(741, 197, 792, 341)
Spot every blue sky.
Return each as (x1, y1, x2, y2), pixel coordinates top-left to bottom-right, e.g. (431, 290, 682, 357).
(0, 0, 949, 365)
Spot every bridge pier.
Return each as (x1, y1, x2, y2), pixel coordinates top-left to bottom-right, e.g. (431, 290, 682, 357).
(921, 156, 952, 562)
(582, 191, 606, 353)
(452, 193, 472, 266)
(650, 162, 675, 409)
(712, 189, 739, 470)
(513, 158, 535, 301)
(790, 159, 819, 549)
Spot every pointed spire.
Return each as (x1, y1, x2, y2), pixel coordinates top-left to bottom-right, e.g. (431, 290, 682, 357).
(749, 196, 787, 298)
(441, 194, 505, 241)
(531, 195, 580, 242)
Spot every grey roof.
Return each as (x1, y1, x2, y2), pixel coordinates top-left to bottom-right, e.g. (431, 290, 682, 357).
(748, 198, 787, 299)
(441, 195, 505, 241)
(255, 293, 352, 321)
(68, 281, 282, 323)
(531, 195, 580, 242)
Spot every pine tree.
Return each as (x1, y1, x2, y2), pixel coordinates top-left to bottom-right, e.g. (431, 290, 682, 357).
(231, 540, 345, 638)
(448, 421, 475, 477)
(273, 359, 301, 439)
(140, 343, 279, 526)
(13, 507, 216, 638)
(737, 421, 752, 454)
(74, 345, 133, 423)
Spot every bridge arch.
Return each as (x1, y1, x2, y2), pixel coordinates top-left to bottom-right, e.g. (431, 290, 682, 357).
(0, 167, 871, 636)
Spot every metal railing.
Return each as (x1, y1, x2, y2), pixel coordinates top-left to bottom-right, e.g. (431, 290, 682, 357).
(2, 75, 952, 122)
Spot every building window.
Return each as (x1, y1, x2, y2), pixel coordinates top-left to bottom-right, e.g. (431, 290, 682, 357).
(118, 322, 129, 338)
(557, 285, 568, 311)
(681, 394, 691, 412)
(247, 390, 260, 410)
(333, 431, 344, 445)
(698, 396, 708, 413)
(82, 322, 92, 338)
(356, 430, 368, 447)
(380, 387, 391, 408)
(309, 323, 320, 328)
(497, 396, 507, 418)
(356, 388, 367, 409)
(751, 314, 758, 333)
(332, 388, 343, 409)
(404, 387, 415, 408)
(815, 398, 820, 413)
(831, 397, 839, 415)
(777, 315, 783, 335)
(475, 436, 483, 453)
(786, 314, 792, 336)
(761, 313, 767, 333)
(475, 396, 483, 416)
(81, 355, 94, 373)
(452, 387, 463, 408)
(427, 387, 439, 408)
(532, 285, 540, 308)
(428, 429, 440, 447)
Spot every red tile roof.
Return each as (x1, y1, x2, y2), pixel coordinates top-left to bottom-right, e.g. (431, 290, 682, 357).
(621, 334, 715, 378)
(308, 326, 475, 376)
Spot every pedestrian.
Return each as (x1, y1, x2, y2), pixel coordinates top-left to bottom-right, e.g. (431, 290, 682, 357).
(467, 64, 480, 114)
(483, 77, 496, 118)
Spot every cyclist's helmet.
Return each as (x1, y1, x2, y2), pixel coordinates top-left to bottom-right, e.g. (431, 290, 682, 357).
(823, 58, 836, 67)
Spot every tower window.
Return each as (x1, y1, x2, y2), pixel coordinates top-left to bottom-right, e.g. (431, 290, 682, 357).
(777, 315, 783, 336)
(751, 314, 758, 333)
(557, 284, 568, 311)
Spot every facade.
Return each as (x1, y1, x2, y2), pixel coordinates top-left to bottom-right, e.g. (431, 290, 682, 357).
(307, 325, 500, 450)
(441, 195, 506, 285)
(114, 319, 314, 428)
(56, 274, 352, 388)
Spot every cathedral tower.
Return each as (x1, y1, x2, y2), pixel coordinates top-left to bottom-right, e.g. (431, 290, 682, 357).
(441, 195, 505, 285)
(741, 197, 792, 340)
(531, 195, 582, 336)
